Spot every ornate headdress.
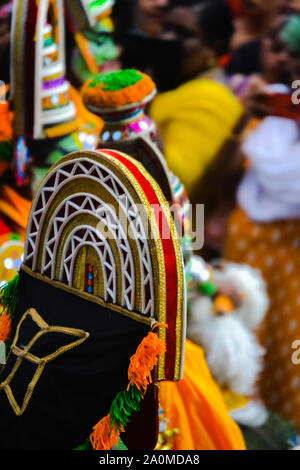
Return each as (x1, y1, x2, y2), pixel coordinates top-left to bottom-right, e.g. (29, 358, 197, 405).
(0, 149, 185, 450)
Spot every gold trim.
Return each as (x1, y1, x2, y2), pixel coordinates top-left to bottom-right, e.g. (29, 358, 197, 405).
(45, 150, 184, 380)
(96, 151, 167, 379)
(21, 265, 154, 327)
(0, 308, 89, 416)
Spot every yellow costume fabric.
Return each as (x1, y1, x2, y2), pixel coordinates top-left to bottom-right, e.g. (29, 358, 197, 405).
(159, 339, 246, 450)
(150, 77, 243, 195)
(225, 208, 300, 430)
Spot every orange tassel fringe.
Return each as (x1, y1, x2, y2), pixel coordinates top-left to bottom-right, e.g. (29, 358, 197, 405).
(127, 328, 166, 392)
(90, 415, 123, 451)
(0, 312, 12, 342)
(90, 325, 166, 450)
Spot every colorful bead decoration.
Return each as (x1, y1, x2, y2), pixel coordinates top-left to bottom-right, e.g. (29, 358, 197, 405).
(85, 264, 94, 295)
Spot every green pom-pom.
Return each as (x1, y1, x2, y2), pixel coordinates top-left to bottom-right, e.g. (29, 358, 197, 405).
(89, 69, 143, 91)
(200, 281, 217, 297)
(0, 274, 20, 318)
(109, 385, 143, 431)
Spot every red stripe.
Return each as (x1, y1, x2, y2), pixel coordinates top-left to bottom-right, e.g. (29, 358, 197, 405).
(0, 218, 10, 236)
(100, 149, 178, 379)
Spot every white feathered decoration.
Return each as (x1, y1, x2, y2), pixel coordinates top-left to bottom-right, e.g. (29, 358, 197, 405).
(187, 261, 269, 397)
(213, 262, 270, 330)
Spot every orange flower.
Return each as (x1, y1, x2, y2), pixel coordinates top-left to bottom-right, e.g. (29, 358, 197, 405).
(0, 102, 13, 143)
(0, 312, 12, 342)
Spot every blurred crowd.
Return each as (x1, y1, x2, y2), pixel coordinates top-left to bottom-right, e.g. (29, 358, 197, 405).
(2, 0, 300, 451)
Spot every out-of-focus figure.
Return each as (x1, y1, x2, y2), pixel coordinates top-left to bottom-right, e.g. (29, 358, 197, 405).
(113, 0, 169, 39)
(113, 0, 181, 91)
(150, 0, 245, 257)
(227, 0, 280, 76)
(225, 14, 300, 431)
(232, 0, 279, 49)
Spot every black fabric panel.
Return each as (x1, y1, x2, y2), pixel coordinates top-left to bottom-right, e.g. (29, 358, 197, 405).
(0, 269, 155, 450)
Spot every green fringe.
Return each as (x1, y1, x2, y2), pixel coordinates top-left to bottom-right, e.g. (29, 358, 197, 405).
(73, 386, 143, 449)
(0, 274, 20, 318)
(74, 438, 93, 450)
(113, 438, 128, 450)
(109, 385, 143, 431)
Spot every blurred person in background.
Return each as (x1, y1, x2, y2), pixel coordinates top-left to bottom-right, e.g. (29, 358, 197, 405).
(233, 14, 298, 111)
(227, 0, 280, 76)
(137, 0, 169, 37)
(227, 0, 300, 77)
(113, 0, 181, 90)
(113, 0, 169, 39)
(206, 13, 298, 255)
(232, 0, 279, 49)
(150, 0, 245, 258)
(224, 14, 300, 430)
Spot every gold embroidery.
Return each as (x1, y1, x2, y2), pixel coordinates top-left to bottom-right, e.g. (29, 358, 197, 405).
(0, 308, 89, 416)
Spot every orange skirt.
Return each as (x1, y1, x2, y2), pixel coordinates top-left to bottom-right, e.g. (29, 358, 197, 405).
(159, 339, 246, 450)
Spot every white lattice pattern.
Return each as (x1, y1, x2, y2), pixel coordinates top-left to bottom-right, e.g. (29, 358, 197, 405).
(25, 158, 155, 316)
